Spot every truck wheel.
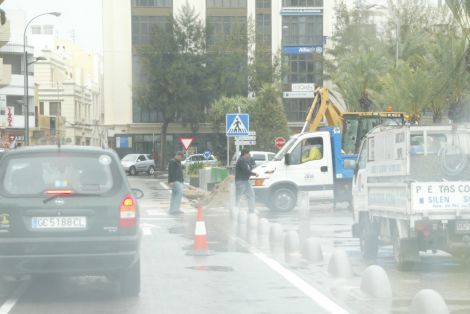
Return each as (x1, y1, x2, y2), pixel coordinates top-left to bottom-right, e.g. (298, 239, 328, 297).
(129, 166, 137, 176)
(393, 235, 416, 271)
(360, 219, 378, 260)
(269, 187, 297, 212)
(147, 166, 155, 176)
(119, 259, 141, 297)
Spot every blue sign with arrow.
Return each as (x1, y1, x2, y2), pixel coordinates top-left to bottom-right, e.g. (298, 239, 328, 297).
(203, 150, 211, 160)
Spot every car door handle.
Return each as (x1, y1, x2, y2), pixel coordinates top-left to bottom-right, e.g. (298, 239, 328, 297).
(320, 166, 328, 172)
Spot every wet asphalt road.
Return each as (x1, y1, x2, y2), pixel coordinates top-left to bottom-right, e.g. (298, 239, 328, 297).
(0, 176, 336, 314)
(1, 175, 470, 314)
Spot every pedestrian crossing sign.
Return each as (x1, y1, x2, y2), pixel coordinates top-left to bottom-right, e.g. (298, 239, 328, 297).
(226, 113, 249, 137)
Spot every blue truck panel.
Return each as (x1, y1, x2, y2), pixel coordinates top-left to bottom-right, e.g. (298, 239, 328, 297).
(320, 126, 355, 180)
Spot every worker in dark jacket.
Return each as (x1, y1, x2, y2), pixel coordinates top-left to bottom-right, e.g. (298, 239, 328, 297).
(235, 148, 257, 213)
(168, 151, 185, 215)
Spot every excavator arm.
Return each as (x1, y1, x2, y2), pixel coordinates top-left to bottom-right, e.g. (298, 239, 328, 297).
(301, 88, 343, 133)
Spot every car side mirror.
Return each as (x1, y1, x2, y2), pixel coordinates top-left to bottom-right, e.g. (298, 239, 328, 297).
(284, 153, 291, 165)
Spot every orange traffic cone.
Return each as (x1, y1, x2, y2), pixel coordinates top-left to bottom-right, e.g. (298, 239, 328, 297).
(187, 207, 214, 256)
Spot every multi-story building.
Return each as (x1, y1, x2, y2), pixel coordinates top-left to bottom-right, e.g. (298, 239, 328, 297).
(103, 0, 333, 157)
(30, 26, 105, 146)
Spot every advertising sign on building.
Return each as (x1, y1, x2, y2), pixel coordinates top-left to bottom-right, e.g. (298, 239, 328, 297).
(291, 83, 315, 92)
(283, 91, 315, 99)
(282, 46, 323, 55)
(6, 106, 14, 128)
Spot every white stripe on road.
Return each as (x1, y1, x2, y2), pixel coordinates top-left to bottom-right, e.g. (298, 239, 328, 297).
(160, 182, 170, 190)
(238, 239, 350, 314)
(142, 227, 153, 236)
(0, 280, 29, 314)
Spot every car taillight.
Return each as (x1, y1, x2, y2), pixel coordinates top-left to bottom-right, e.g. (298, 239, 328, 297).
(119, 194, 137, 228)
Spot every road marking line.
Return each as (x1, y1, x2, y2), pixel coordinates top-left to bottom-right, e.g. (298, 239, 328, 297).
(237, 239, 350, 314)
(142, 227, 153, 236)
(0, 280, 29, 314)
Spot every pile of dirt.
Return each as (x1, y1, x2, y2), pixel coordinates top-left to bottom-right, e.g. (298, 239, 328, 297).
(184, 175, 234, 209)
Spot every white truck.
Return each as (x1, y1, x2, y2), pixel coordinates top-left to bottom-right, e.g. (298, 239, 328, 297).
(350, 125, 470, 269)
(251, 127, 355, 211)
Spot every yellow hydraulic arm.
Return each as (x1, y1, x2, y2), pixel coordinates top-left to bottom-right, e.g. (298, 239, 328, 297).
(301, 87, 343, 133)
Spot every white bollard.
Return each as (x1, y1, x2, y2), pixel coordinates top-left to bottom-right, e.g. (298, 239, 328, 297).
(410, 289, 449, 314)
(302, 238, 323, 263)
(284, 230, 301, 266)
(328, 249, 353, 278)
(360, 265, 392, 299)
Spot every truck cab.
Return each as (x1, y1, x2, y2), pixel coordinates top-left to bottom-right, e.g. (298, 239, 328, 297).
(252, 127, 352, 211)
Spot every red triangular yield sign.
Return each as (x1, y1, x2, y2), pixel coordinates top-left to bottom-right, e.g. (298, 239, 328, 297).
(179, 138, 193, 151)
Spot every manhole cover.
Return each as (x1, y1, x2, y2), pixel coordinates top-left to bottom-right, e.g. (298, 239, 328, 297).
(186, 265, 234, 272)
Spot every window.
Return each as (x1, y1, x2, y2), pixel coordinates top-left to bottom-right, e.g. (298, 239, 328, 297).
(137, 155, 146, 162)
(268, 153, 275, 160)
(284, 98, 311, 122)
(132, 16, 170, 46)
(358, 141, 369, 169)
(2, 154, 115, 196)
(207, 0, 247, 8)
(282, 0, 323, 6)
(6, 95, 25, 115)
(289, 137, 323, 165)
(43, 25, 54, 35)
(284, 54, 322, 84)
(252, 154, 266, 161)
(31, 25, 41, 34)
(283, 15, 323, 46)
(206, 16, 247, 47)
(39, 102, 44, 115)
(256, 14, 271, 48)
(2, 54, 22, 75)
(256, 0, 271, 9)
(49, 102, 60, 116)
(132, 0, 172, 7)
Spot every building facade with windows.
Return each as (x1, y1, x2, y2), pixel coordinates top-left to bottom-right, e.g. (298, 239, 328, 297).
(30, 27, 105, 146)
(103, 0, 333, 157)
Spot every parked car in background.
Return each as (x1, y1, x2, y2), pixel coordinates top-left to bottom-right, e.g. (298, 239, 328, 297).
(121, 154, 155, 176)
(0, 146, 143, 296)
(231, 151, 275, 168)
(181, 154, 218, 168)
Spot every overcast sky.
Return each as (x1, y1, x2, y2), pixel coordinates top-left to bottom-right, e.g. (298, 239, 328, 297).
(3, 0, 103, 53)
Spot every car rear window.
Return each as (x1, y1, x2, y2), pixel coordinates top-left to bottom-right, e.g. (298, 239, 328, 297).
(252, 154, 266, 161)
(2, 153, 117, 195)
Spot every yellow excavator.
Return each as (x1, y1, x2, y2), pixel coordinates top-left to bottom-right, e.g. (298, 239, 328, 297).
(302, 87, 408, 155)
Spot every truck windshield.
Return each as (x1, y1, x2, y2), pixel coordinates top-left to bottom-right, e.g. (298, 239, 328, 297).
(273, 137, 298, 161)
(342, 115, 403, 155)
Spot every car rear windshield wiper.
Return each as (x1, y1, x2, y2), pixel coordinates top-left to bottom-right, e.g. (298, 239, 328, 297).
(43, 192, 100, 204)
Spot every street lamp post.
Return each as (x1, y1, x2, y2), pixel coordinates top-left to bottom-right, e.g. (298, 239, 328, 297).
(23, 11, 60, 146)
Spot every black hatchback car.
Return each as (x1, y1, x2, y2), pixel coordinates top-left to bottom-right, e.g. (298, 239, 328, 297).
(0, 146, 142, 296)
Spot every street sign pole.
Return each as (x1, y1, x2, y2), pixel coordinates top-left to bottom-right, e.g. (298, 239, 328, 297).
(227, 136, 230, 167)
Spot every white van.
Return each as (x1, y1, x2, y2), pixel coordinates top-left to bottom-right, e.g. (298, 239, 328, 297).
(231, 151, 275, 168)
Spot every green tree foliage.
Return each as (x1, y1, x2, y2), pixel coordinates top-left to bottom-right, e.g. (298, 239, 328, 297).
(250, 84, 290, 151)
(326, 1, 391, 111)
(328, 0, 469, 123)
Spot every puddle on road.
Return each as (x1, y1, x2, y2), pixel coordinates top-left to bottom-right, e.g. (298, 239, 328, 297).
(186, 265, 234, 272)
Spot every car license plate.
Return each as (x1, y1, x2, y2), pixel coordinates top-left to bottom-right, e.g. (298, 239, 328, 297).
(455, 221, 470, 233)
(32, 216, 87, 229)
